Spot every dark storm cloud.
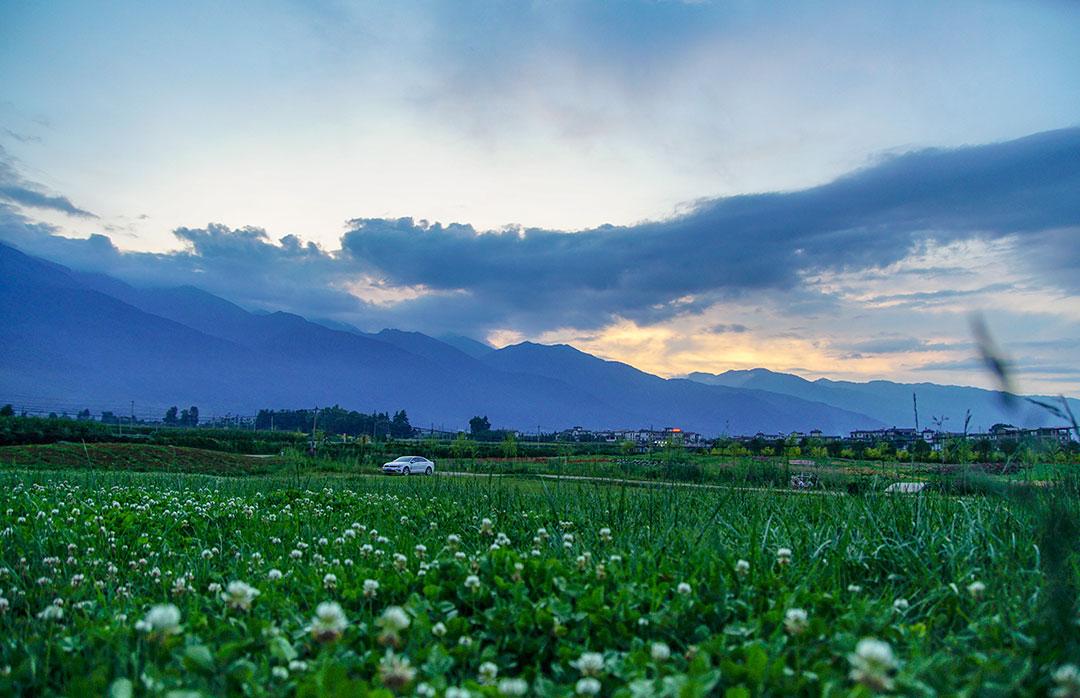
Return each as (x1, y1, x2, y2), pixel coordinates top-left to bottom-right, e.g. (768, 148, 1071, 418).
(1, 128, 1078, 334)
(339, 128, 1080, 326)
(0, 147, 96, 218)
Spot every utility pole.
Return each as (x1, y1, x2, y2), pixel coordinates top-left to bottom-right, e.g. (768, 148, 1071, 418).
(912, 393, 919, 432)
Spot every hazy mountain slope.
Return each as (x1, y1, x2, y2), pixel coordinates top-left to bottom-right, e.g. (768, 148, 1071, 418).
(439, 334, 494, 359)
(372, 329, 486, 370)
(0, 243, 632, 428)
(689, 368, 1079, 431)
(484, 343, 883, 434)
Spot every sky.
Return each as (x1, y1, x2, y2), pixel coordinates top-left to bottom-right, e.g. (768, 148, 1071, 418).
(1, 0, 1078, 395)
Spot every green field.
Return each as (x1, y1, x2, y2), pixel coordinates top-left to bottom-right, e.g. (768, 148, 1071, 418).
(1, 468, 1078, 696)
(0, 443, 288, 475)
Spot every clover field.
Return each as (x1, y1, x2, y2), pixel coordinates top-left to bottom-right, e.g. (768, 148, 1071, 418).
(1, 469, 1078, 697)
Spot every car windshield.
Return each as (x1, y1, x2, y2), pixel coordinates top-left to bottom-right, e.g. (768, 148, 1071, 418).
(393, 457, 411, 462)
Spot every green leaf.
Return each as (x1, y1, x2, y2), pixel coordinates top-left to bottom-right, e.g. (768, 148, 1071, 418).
(182, 644, 215, 674)
(269, 636, 298, 663)
(745, 643, 768, 684)
(422, 643, 454, 677)
(109, 678, 134, 698)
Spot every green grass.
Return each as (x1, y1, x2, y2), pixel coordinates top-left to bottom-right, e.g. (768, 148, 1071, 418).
(0, 443, 288, 475)
(0, 468, 1078, 696)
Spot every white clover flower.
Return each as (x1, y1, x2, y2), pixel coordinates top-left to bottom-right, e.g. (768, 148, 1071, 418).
(598, 527, 612, 542)
(432, 621, 448, 637)
(848, 638, 896, 692)
(677, 582, 692, 596)
(784, 608, 809, 635)
(222, 580, 260, 611)
(464, 574, 481, 590)
(967, 581, 986, 600)
(378, 650, 416, 691)
(735, 559, 750, 577)
(310, 601, 348, 642)
(481, 518, 494, 535)
(458, 635, 473, 647)
(323, 573, 337, 590)
(289, 660, 308, 672)
(497, 678, 528, 696)
(415, 544, 427, 558)
(290, 549, 303, 559)
(416, 682, 436, 697)
(776, 548, 792, 565)
(847, 584, 862, 593)
(142, 604, 181, 635)
(393, 553, 408, 571)
(1052, 664, 1080, 698)
(478, 661, 499, 684)
(207, 582, 222, 594)
(650, 642, 671, 661)
(364, 578, 380, 598)
(576, 677, 601, 695)
(447, 533, 461, 548)
(378, 605, 411, 633)
(267, 568, 283, 580)
(271, 666, 289, 680)
(893, 598, 910, 613)
(37, 604, 64, 621)
(446, 688, 471, 698)
(0, 597, 8, 614)
(573, 651, 605, 676)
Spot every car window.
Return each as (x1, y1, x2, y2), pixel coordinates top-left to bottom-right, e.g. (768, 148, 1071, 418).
(394, 456, 410, 462)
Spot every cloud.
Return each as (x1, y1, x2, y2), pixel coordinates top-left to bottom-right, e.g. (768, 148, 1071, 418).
(339, 127, 1080, 330)
(0, 147, 96, 218)
(710, 324, 749, 334)
(843, 337, 962, 355)
(1, 128, 1078, 339)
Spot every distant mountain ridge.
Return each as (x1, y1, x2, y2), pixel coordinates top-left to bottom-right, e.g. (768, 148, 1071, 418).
(686, 368, 1079, 433)
(0, 241, 885, 434)
(1, 240, 1071, 435)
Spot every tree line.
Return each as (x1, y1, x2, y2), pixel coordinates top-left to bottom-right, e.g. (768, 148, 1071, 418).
(254, 405, 414, 438)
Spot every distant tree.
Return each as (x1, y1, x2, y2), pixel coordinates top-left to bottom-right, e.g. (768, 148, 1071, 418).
(501, 432, 518, 458)
(469, 415, 491, 437)
(188, 406, 199, 427)
(390, 410, 413, 439)
(100, 411, 118, 425)
(0, 404, 14, 417)
(164, 406, 179, 425)
(77, 409, 91, 421)
(180, 408, 191, 426)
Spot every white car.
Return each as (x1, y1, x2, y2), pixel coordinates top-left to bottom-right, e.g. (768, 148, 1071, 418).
(382, 456, 435, 476)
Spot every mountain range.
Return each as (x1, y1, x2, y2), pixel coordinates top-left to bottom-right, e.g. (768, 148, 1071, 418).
(1, 241, 1075, 435)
